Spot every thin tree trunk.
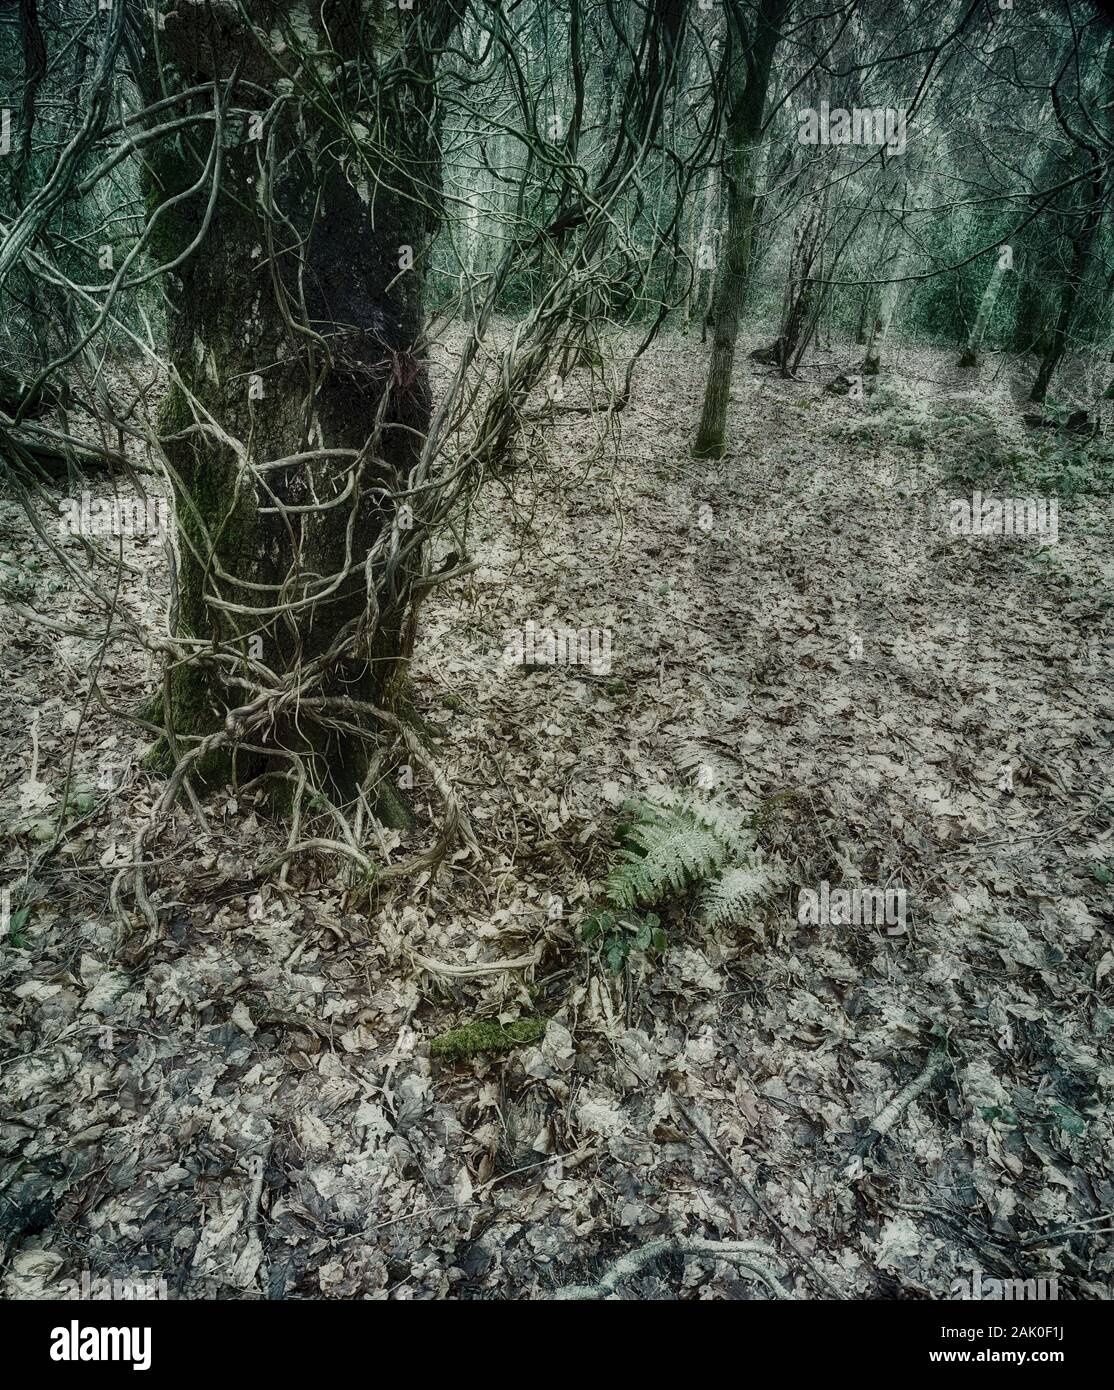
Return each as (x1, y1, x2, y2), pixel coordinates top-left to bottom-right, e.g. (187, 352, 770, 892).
(854, 282, 874, 345)
(759, 183, 826, 374)
(685, 162, 718, 334)
(958, 256, 1007, 368)
(1027, 33, 1110, 398)
(1030, 174, 1102, 402)
(692, 0, 786, 459)
(1029, 92, 1110, 402)
(862, 166, 924, 375)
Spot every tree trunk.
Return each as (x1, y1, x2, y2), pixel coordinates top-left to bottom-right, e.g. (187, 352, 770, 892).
(1029, 193, 1101, 403)
(1030, 155, 1105, 402)
(684, 161, 719, 334)
(692, 0, 786, 460)
(958, 256, 1006, 368)
(139, 1, 451, 803)
(765, 184, 826, 374)
(960, 134, 1051, 369)
(861, 166, 924, 375)
(854, 281, 875, 346)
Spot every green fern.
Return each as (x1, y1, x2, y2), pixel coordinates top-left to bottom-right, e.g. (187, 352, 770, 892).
(603, 790, 757, 910)
(701, 859, 785, 929)
(580, 791, 786, 975)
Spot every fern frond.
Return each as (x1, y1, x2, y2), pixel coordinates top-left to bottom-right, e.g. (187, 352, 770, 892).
(603, 792, 756, 909)
(701, 859, 785, 930)
(605, 821, 724, 908)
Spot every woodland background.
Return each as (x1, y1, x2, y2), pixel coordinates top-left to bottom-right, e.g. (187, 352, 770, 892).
(0, 0, 1112, 1301)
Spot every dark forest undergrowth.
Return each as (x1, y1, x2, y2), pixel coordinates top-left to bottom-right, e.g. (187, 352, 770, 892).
(2, 332, 1112, 1300)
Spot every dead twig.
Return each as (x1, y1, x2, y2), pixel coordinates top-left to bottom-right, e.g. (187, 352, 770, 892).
(843, 1048, 951, 1176)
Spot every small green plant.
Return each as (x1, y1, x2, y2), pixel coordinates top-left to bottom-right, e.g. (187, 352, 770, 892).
(1048, 1103, 1087, 1137)
(9, 780, 98, 843)
(580, 907, 666, 975)
(1016, 438, 1114, 498)
(702, 865, 780, 929)
(604, 792, 749, 907)
(0, 557, 39, 603)
(6, 904, 31, 949)
(579, 790, 786, 974)
(1034, 397, 1076, 428)
(841, 387, 1018, 477)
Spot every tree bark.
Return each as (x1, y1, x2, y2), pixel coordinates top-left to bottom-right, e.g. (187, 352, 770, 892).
(1029, 174, 1102, 402)
(861, 165, 924, 375)
(1027, 34, 1111, 400)
(137, 1, 452, 802)
(958, 256, 1006, 368)
(1029, 144, 1106, 402)
(691, 0, 786, 460)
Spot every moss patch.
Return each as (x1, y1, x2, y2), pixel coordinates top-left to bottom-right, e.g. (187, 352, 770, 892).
(429, 1017, 547, 1060)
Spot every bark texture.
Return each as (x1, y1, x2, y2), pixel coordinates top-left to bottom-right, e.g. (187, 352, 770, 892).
(138, 1, 452, 797)
(692, 0, 785, 460)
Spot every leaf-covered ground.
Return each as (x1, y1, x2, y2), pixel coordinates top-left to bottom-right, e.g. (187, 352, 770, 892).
(2, 333, 1113, 1299)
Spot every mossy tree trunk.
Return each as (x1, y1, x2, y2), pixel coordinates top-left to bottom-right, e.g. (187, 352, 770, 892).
(1027, 34, 1111, 402)
(136, 1, 453, 799)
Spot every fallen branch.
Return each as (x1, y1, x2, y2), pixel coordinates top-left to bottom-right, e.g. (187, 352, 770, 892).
(408, 945, 542, 978)
(1, 423, 130, 473)
(546, 1236, 791, 1300)
(844, 1049, 950, 1176)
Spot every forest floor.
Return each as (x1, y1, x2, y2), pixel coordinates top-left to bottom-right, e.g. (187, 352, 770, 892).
(2, 328, 1113, 1300)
